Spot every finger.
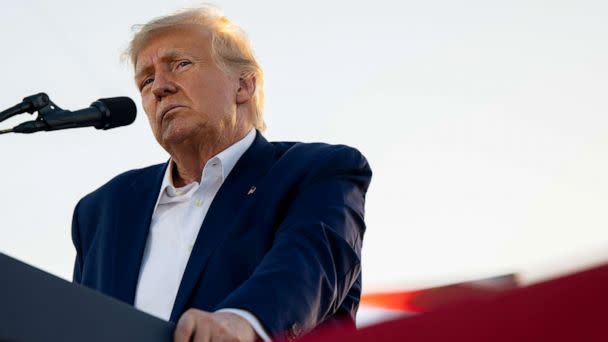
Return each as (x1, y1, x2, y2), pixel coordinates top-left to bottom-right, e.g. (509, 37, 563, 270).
(174, 310, 197, 342)
(194, 313, 231, 342)
(192, 319, 213, 342)
(193, 329, 210, 342)
(209, 320, 238, 342)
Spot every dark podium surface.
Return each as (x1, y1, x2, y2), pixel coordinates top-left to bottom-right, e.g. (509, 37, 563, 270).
(0, 252, 174, 342)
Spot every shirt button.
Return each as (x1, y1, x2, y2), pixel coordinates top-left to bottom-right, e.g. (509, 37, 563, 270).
(195, 199, 203, 207)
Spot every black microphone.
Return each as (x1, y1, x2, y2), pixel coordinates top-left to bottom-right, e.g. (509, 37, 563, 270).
(11, 97, 136, 134)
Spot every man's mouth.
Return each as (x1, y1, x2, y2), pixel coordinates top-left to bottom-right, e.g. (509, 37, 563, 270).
(159, 105, 186, 121)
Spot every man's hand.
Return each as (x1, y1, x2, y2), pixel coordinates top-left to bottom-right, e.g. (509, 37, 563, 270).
(174, 309, 257, 342)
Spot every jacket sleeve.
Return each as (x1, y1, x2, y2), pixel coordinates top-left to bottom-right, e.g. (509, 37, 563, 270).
(216, 146, 372, 339)
(71, 200, 83, 284)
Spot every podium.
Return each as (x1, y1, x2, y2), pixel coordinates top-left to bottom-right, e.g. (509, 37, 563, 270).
(0, 252, 174, 341)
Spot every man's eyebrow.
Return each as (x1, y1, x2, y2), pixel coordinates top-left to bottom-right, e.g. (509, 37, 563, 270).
(134, 65, 152, 81)
(134, 49, 192, 80)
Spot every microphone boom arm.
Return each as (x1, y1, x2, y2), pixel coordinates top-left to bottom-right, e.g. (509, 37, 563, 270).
(0, 93, 61, 123)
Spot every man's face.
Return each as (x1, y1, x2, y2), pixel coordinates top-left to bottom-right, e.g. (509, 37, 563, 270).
(134, 24, 239, 150)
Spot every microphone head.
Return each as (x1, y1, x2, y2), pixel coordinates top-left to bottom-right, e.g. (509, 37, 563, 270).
(94, 97, 137, 129)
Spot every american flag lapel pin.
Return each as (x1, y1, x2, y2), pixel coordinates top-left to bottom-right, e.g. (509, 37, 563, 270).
(247, 186, 256, 195)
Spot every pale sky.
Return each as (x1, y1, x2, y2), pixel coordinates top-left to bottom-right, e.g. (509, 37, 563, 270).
(1, 0, 607, 296)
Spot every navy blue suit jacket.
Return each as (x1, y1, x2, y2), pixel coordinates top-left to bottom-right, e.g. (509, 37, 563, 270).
(71, 132, 372, 339)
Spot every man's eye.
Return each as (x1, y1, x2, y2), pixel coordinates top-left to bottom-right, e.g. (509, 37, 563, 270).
(141, 78, 154, 89)
(177, 60, 191, 68)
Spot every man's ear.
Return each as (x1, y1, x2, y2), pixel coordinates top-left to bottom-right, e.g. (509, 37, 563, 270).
(236, 76, 256, 105)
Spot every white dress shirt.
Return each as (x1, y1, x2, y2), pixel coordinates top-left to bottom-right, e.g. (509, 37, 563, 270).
(134, 128, 270, 341)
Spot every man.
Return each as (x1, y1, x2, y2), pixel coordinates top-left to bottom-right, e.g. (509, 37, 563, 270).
(71, 6, 371, 341)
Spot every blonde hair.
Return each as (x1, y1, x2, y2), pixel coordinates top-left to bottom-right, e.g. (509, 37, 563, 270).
(125, 5, 266, 132)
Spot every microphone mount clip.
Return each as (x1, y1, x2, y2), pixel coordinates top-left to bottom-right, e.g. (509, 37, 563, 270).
(0, 93, 64, 134)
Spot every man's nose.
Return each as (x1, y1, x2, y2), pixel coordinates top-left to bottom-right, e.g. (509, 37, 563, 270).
(151, 72, 177, 99)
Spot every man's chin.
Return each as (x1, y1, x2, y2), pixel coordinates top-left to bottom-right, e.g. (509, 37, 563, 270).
(159, 128, 199, 149)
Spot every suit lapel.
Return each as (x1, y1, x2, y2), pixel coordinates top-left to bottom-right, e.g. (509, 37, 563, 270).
(170, 132, 276, 321)
(112, 163, 167, 305)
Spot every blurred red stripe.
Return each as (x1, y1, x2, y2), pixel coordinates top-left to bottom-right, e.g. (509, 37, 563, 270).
(361, 274, 518, 312)
(361, 291, 420, 312)
(302, 265, 608, 341)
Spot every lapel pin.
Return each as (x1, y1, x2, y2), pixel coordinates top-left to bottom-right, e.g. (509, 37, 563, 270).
(247, 186, 256, 195)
